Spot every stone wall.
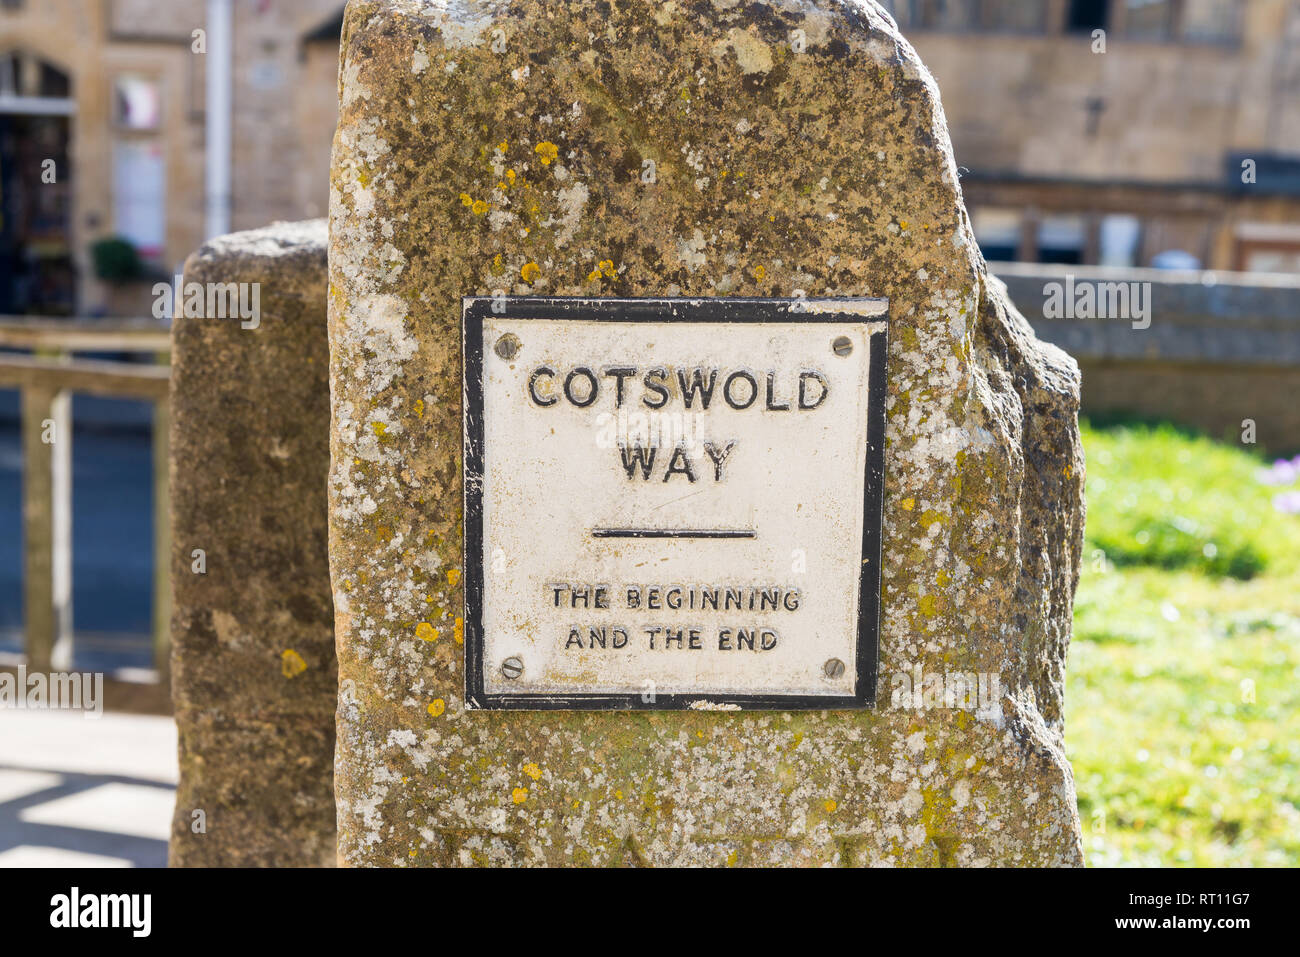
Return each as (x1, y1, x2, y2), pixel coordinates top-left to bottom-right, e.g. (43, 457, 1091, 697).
(996, 262, 1300, 452)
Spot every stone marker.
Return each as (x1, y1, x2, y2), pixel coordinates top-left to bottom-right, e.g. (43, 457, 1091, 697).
(169, 220, 336, 867)
(329, 0, 1085, 866)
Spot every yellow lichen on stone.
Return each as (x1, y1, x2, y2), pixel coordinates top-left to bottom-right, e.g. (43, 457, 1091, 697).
(447, 568, 461, 586)
(512, 787, 529, 804)
(427, 698, 446, 717)
(453, 617, 465, 644)
(534, 141, 558, 165)
(521, 261, 541, 282)
(523, 762, 542, 780)
(415, 621, 437, 641)
(280, 649, 308, 678)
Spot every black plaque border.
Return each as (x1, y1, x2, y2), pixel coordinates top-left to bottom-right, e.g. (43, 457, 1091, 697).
(462, 296, 888, 711)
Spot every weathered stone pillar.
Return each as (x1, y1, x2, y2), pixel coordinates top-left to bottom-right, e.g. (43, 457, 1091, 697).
(169, 220, 336, 867)
(329, 0, 1085, 866)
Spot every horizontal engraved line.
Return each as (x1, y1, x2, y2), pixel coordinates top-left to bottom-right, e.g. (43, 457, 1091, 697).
(591, 527, 756, 540)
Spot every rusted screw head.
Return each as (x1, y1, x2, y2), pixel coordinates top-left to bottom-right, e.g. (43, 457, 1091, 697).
(494, 333, 521, 360)
(501, 656, 524, 679)
(832, 336, 853, 357)
(823, 658, 846, 679)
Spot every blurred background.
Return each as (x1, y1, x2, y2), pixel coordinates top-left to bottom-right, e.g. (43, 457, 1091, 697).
(0, 0, 1297, 866)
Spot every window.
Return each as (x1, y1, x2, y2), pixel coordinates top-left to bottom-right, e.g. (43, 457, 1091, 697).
(1125, 0, 1175, 40)
(0, 50, 72, 99)
(1182, 0, 1241, 42)
(982, 0, 1048, 31)
(1037, 215, 1086, 265)
(1099, 214, 1142, 267)
(113, 140, 166, 260)
(1067, 0, 1109, 33)
(882, 0, 1048, 33)
(926, 0, 980, 30)
(1234, 223, 1300, 274)
(878, 0, 922, 28)
(113, 75, 162, 130)
(971, 208, 1021, 262)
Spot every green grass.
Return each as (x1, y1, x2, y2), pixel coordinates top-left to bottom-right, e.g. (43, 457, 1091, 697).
(1081, 421, 1299, 579)
(1067, 419, 1300, 866)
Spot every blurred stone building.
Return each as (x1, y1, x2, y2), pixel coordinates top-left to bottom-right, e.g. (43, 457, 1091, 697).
(2, 0, 1299, 316)
(0, 0, 340, 315)
(887, 0, 1300, 271)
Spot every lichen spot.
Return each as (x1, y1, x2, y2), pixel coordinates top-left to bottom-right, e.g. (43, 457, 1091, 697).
(415, 621, 437, 642)
(511, 787, 529, 804)
(901, 497, 916, 510)
(824, 799, 838, 813)
(521, 261, 541, 282)
(534, 141, 558, 166)
(752, 264, 766, 281)
(453, 617, 465, 644)
(447, 568, 462, 586)
(471, 199, 489, 215)
(280, 649, 307, 678)
(427, 698, 446, 717)
(522, 762, 542, 781)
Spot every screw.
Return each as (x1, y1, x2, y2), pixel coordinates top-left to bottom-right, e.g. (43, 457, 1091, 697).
(823, 658, 845, 679)
(832, 336, 853, 357)
(494, 333, 521, 360)
(501, 656, 524, 679)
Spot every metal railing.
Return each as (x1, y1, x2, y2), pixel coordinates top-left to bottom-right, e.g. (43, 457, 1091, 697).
(0, 317, 171, 688)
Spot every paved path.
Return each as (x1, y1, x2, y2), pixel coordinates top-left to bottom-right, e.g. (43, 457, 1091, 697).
(0, 710, 176, 867)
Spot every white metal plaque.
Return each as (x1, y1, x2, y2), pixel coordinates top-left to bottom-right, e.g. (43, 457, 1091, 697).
(463, 297, 887, 710)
